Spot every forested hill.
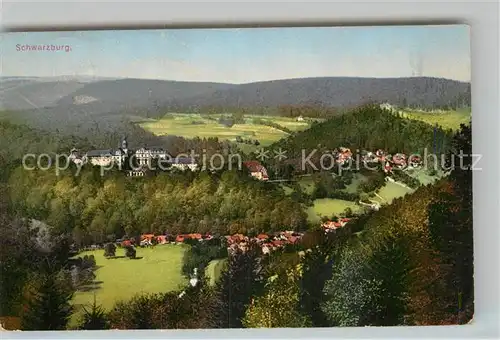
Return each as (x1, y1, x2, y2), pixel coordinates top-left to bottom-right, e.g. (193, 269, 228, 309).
(3, 76, 470, 123)
(269, 105, 456, 161)
(321, 124, 473, 326)
(0, 120, 94, 161)
(168, 77, 470, 111)
(6, 168, 308, 243)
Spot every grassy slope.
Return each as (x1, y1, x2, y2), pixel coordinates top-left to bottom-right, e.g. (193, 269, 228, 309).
(307, 199, 363, 223)
(373, 181, 414, 205)
(72, 245, 188, 312)
(399, 107, 471, 131)
(205, 258, 228, 286)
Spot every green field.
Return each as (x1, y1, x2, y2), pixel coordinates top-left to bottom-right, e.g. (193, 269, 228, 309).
(139, 113, 310, 150)
(373, 181, 414, 204)
(400, 108, 471, 131)
(298, 176, 316, 194)
(307, 198, 362, 223)
(406, 168, 447, 186)
(281, 184, 294, 196)
(342, 173, 369, 194)
(72, 245, 188, 314)
(205, 258, 227, 286)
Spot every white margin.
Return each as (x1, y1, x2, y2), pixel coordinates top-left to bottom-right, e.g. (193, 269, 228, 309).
(0, 1, 499, 339)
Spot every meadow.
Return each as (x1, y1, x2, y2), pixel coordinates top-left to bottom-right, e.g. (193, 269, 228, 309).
(342, 173, 369, 194)
(373, 181, 414, 204)
(138, 113, 310, 150)
(72, 244, 188, 313)
(205, 258, 227, 286)
(399, 107, 471, 131)
(307, 198, 363, 223)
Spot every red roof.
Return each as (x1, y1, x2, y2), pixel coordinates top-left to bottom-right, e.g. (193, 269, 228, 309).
(322, 221, 343, 229)
(272, 240, 284, 247)
(176, 235, 185, 242)
(141, 234, 155, 240)
(288, 236, 298, 244)
(243, 161, 269, 178)
(257, 234, 269, 240)
(122, 240, 132, 247)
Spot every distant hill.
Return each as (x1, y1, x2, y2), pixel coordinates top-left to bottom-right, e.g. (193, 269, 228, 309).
(0, 76, 469, 142)
(169, 77, 470, 110)
(0, 76, 118, 111)
(2, 76, 470, 113)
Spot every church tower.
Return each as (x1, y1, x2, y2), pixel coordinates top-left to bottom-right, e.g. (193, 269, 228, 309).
(121, 137, 128, 154)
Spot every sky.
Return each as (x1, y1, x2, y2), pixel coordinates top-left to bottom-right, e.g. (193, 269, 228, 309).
(1, 25, 470, 83)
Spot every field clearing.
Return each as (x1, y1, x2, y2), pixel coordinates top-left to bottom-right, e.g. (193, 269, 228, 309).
(298, 176, 315, 194)
(342, 173, 369, 194)
(205, 258, 227, 286)
(281, 184, 295, 196)
(307, 198, 362, 223)
(373, 181, 414, 204)
(71, 245, 188, 314)
(246, 115, 311, 132)
(139, 113, 310, 147)
(406, 168, 447, 186)
(400, 108, 471, 131)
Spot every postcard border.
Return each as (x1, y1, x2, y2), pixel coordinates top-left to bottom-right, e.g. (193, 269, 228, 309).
(1, 0, 499, 339)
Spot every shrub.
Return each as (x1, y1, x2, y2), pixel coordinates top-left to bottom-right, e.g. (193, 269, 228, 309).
(104, 243, 116, 258)
(125, 246, 136, 259)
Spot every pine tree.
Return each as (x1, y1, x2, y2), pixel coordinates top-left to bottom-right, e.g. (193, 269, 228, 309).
(79, 294, 108, 330)
(20, 272, 74, 330)
(210, 243, 264, 328)
(428, 122, 473, 323)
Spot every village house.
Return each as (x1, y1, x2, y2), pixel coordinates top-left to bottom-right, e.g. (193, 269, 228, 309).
(375, 149, 387, 162)
(256, 233, 269, 242)
(79, 137, 128, 167)
(361, 150, 379, 164)
(85, 149, 115, 167)
(408, 155, 423, 168)
(169, 156, 199, 172)
(392, 153, 407, 169)
(336, 147, 353, 165)
(69, 148, 85, 165)
(322, 218, 351, 232)
(242, 161, 269, 181)
(383, 161, 393, 174)
(296, 115, 305, 122)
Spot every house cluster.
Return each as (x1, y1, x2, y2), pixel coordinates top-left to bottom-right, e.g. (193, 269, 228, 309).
(330, 147, 422, 174)
(369, 149, 422, 174)
(117, 233, 215, 247)
(321, 217, 351, 233)
(116, 231, 303, 255)
(225, 231, 303, 254)
(69, 137, 200, 176)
